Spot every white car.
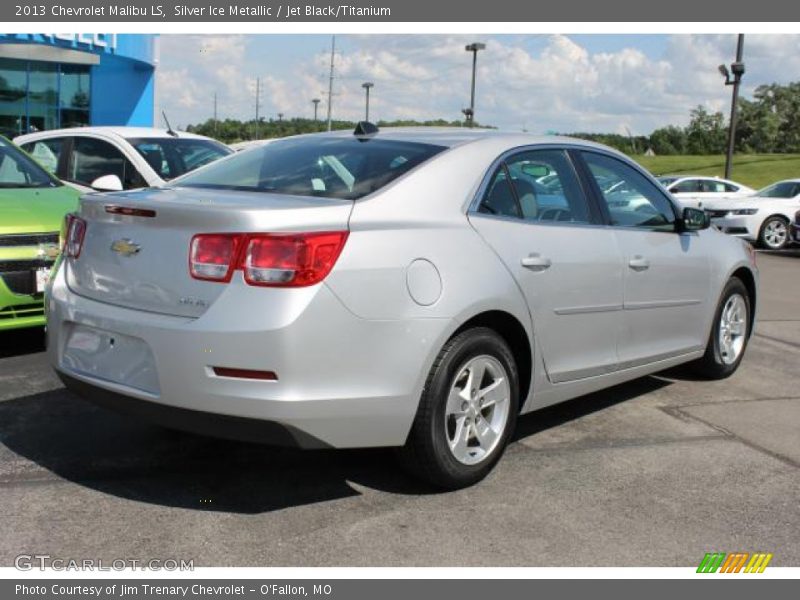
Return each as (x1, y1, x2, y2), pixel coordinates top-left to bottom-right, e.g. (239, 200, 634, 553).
(708, 179, 800, 250)
(15, 127, 232, 193)
(657, 175, 755, 209)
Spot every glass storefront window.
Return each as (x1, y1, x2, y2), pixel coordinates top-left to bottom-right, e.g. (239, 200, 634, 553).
(60, 64, 90, 110)
(0, 58, 28, 138)
(28, 61, 57, 105)
(0, 57, 91, 137)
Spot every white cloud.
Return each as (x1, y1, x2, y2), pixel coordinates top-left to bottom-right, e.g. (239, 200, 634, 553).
(156, 34, 800, 135)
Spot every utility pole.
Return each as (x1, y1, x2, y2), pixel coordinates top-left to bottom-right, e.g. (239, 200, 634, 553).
(254, 77, 261, 140)
(361, 82, 374, 121)
(312, 98, 320, 122)
(720, 34, 745, 179)
(213, 92, 218, 137)
(463, 42, 485, 128)
(326, 35, 336, 132)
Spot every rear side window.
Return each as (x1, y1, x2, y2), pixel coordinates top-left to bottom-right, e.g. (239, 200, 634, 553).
(174, 137, 446, 200)
(478, 149, 592, 224)
(21, 138, 65, 175)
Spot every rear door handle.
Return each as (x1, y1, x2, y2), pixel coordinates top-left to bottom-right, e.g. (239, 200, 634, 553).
(628, 256, 650, 271)
(521, 253, 552, 271)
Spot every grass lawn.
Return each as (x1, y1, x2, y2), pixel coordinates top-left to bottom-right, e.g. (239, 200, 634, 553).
(630, 154, 800, 190)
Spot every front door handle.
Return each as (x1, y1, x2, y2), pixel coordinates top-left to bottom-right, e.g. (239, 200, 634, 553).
(628, 256, 650, 271)
(521, 253, 552, 271)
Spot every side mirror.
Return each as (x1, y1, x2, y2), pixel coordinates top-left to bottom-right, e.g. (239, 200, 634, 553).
(680, 207, 710, 231)
(90, 174, 123, 192)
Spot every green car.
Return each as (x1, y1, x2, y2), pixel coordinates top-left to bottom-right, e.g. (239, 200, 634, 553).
(0, 136, 79, 331)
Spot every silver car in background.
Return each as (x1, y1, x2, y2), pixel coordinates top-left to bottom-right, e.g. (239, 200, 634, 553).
(47, 127, 758, 488)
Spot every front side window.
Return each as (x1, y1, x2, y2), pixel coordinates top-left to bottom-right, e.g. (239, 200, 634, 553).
(582, 152, 676, 230)
(70, 137, 145, 189)
(0, 137, 58, 188)
(174, 137, 445, 200)
(127, 137, 232, 181)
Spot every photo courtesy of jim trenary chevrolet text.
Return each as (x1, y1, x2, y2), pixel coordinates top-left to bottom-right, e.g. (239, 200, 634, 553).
(0, 0, 798, 596)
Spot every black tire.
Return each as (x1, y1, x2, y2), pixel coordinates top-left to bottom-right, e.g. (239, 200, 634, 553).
(758, 215, 790, 250)
(691, 278, 751, 380)
(398, 327, 519, 490)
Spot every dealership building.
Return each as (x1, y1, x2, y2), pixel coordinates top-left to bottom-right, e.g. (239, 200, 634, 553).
(0, 34, 157, 138)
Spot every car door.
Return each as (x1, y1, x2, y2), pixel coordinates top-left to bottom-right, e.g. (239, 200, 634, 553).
(468, 148, 624, 383)
(578, 151, 711, 367)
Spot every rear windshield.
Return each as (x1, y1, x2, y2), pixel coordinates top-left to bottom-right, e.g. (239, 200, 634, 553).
(172, 136, 447, 200)
(0, 137, 59, 189)
(757, 181, 800, 198)
(127, 137, 232, 181)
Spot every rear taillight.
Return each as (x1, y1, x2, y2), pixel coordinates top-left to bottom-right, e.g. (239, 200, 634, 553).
(189, 231, 348, 287)
(189, 234, 241, 282)
(64, 214, 87, 258)
(244, 232, 348, 287)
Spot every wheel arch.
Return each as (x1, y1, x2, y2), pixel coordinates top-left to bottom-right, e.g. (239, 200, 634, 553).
(730, 266, 757, 337)
(451, 310, 533, 410)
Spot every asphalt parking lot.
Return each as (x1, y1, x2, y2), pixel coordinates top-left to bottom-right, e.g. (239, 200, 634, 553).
(1, 251, 798, 567)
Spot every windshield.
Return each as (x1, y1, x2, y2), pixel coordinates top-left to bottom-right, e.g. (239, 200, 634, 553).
(757, 181, 800, 198)
(127, 137, 232, 181)
(657, 177, 679, 187)
(173, 136, 447, 200)
(0, 137, 59, 189)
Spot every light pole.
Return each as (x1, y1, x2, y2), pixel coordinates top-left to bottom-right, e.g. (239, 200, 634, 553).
(463, 42, 485, 128)
(361, 82, 374, 121)
(719, 34, 745, 179)
(312, 98, 320, 122)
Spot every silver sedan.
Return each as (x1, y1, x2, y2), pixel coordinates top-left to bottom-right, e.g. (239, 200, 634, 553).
(47, 127, 758, 488)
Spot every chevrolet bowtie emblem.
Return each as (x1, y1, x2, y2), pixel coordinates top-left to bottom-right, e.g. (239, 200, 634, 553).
(110, 238, 141, 257)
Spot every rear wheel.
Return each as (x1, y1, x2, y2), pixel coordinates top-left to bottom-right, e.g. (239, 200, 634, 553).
(692, 278, 751, 379)
(759, 216, 789, 250)
(398, 327, 519, 489)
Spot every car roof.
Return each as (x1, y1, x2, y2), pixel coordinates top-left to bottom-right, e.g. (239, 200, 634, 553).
(14, 126, 213, 142)
(287, 126, 619, 154)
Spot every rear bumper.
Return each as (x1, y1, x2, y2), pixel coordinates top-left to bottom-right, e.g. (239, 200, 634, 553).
(58, 372, 330, 448)
(47, 262, 451, 449)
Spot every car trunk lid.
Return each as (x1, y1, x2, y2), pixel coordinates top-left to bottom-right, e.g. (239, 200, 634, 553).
(66, 187, 353, 318)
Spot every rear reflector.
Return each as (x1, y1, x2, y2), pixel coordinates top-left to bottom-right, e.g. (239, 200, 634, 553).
(189, 231, 348, 287)
(212, 367, 278, 381)
(105, 205, 157, 218)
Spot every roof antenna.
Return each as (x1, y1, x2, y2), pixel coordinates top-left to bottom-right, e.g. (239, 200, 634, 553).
(354, 121, 378, 141)
(162, 111, 179, 137)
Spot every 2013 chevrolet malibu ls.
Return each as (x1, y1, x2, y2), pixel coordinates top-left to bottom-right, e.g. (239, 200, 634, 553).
(47, 127, 758, 488)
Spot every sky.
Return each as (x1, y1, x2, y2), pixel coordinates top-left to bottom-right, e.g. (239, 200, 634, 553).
(154, 34, 800, 136)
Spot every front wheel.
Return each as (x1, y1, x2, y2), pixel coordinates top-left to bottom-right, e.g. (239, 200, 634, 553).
(398, 327, 519, 489)
(759, 216, 789, 250)
(691, 278, 751, 379)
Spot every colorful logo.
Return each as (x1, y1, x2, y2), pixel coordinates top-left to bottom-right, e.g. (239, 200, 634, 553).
(697, 552, 773, 573)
